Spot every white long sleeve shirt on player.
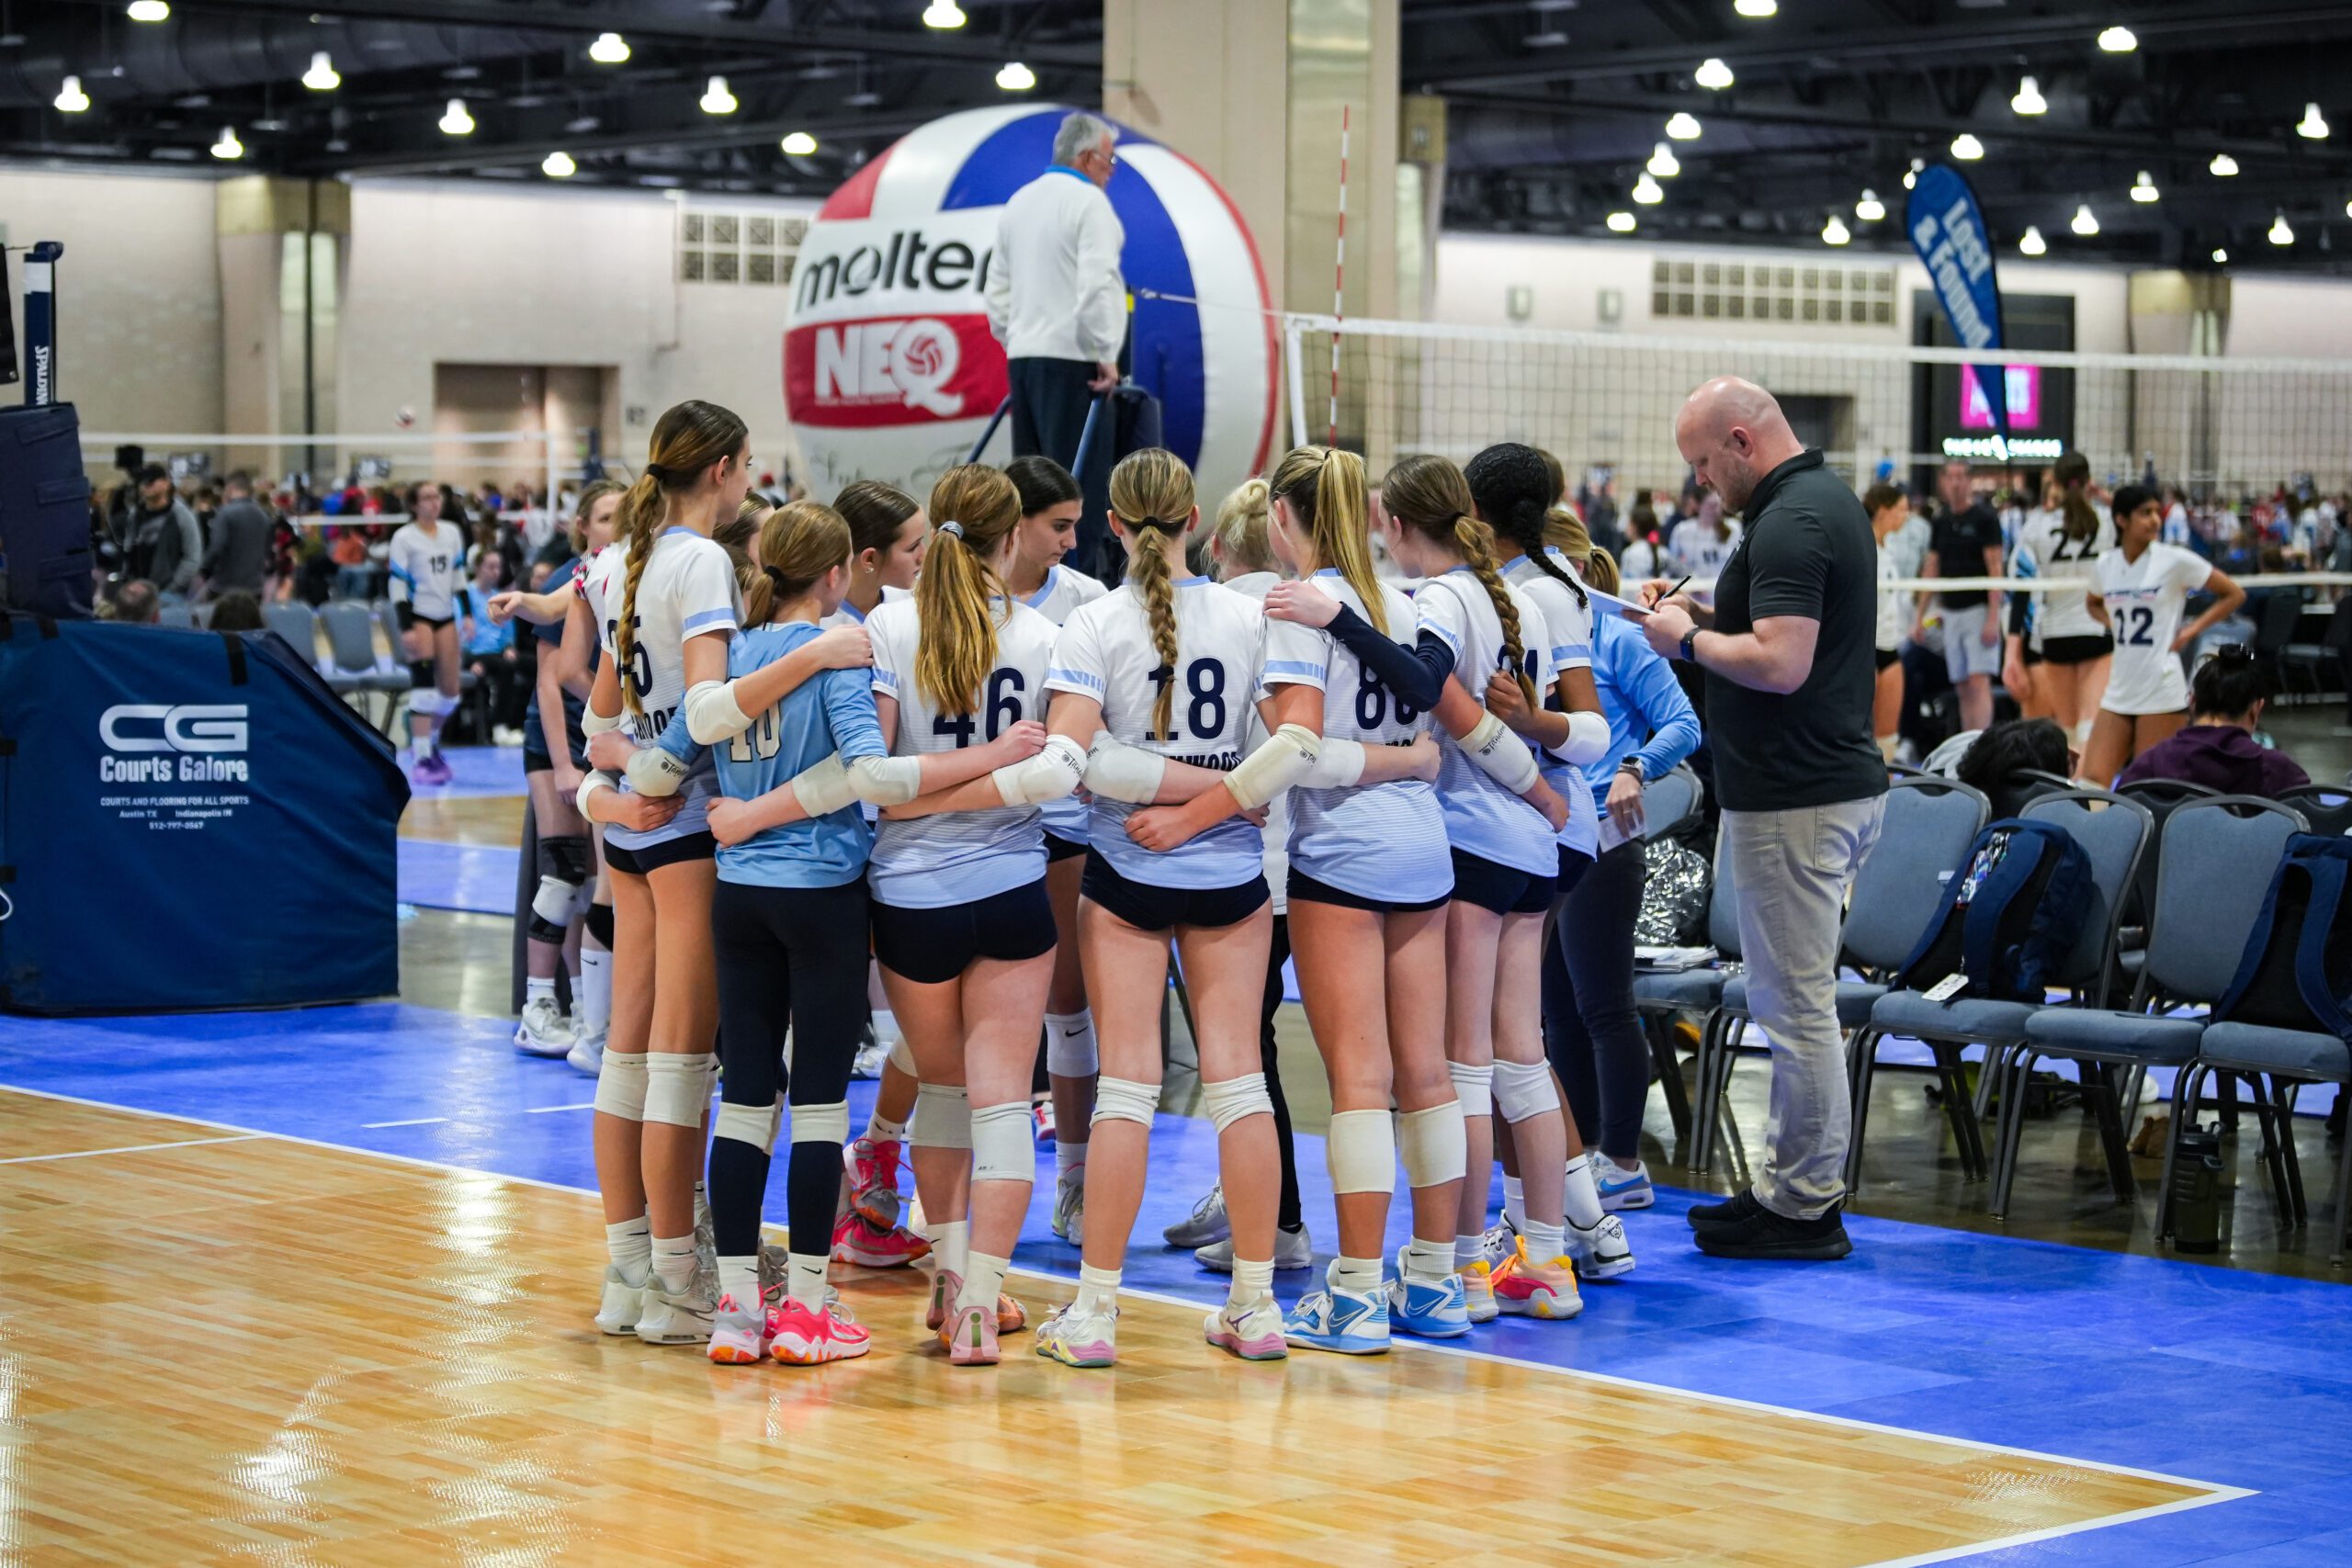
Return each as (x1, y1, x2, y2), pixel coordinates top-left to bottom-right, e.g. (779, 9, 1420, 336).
(1019, 561, 1109, 849)
(1045, 575, 1267, 889)
(986, 167, 1127, 365)
(583, 530, 741, 852)
(1418, 570, 1559, 876)
(2016, 504, 2117, 643)
(1261, 571, 1452, 903)
(865, 597, 1060, 908)
(1502, 550, 1604, 861)
(387, 521, 467, 621)
(2094, 543, 2213, 716)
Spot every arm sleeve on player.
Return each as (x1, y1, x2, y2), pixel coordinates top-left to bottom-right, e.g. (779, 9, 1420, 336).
(1326, 604, 1453, 712)
(1462, 711, 1542, 795)
(581, 705, 624, 738)
(788, 754, 856, 818)
(1557, 708, 1611, 766)
(992, 733, 1090, 807)
(684, 680, 752, 745)
(848, 755, 923, 807)
(649, 704, 703, 765)
(1298, 737, 1366, 789)
(624, 742, 690, 797)
(1081, 730, 1167, 803)
(575, 769, 618, 818)
(1224, 723, 1322, 811)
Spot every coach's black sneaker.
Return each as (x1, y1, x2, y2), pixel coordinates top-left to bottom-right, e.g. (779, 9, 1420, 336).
(1692, 1205, 1852, 1261)
(1685, 1188, 1766, 1231)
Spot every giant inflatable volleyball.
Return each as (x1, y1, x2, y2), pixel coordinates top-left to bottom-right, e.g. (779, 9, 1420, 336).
(783, 105, 1277, 502)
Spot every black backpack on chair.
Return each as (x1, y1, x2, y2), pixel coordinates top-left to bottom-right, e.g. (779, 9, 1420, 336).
(1896, 818, 2097, 1003)
(2211, 834, 2352, 1035)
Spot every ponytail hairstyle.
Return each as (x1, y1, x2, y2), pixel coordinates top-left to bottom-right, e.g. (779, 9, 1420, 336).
(1465, 440, 1589, 612)
(916, 464, 1022, 717)
(741, 502, 852, 626)
(2053, 449, 2099, 545)
(1109, 447, 1198, 740)
(834, 479, 922, 559)
(1381, 452, 1539, 706)
(1267, 445, 1385, 632)
(1213, 477, 1276, 576)
(1005, 454, 1082, 517)
(1583, 546, 1622, 598)
(1545, 506, 1591, 560)
(615, 399, 749, 716)
(2112, 482, 2159, 527)
(569, 478, 628, 556)
(2191, 641, 2267, 719)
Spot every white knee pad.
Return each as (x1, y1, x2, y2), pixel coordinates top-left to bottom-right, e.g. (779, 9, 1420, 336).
(1090, 1075, 1160, 1130)
(642, 1051, 715, 1129)
(1396, 1100, 1468, 1190)
(1492, 1058, 1561, 1123)
(970, 1101, 1037, 1185)
(888, 1034, 916, 1077)
(1201, 1072, 1273, 1134)
(593, 1049, 649, 1121)
(712, 1096, 783, 1156)
(911, 1083, 972, 1149)
(1326, 1108, 1396, 1196)
(790, 1100, 850, 1147)
(409, 686, 459, 718)
(1045, 1010, 1097, 1077)
(1448, 1060, 1495, 1117)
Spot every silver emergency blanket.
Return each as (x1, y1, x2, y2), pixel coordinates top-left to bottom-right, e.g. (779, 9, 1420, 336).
(1634, 835, 1712, 945)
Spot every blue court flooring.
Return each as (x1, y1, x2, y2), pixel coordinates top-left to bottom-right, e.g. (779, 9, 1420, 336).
(2, 999, 2347, 1562)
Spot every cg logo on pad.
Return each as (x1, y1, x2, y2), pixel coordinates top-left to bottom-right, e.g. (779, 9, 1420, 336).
(784, 104, 1276, 502)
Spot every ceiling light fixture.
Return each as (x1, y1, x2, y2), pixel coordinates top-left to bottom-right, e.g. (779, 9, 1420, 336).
(1734, 0, 1776, 16)
(1665, 111, 1701, 140)
(542, 151, 575, 177)
(2071, 202, 2098, 235)
(54, 74, 88, 112)
(699, 75, 736, 114)
(1822, 212, 1850, 245)
(1632, 171, 1664, 204)
(1951, 132, 1984, 160)
(210, 124, 242, 159)
(2212, 247, 2229, 265)
(781, 130, 818, 156)
(1694, 57, 1734, 90)
(301, 51, 339, 91)
(922, 0, 967, 27)
(2019, 225, 2047, 256)
(1855, 188, 1884, 221)
(2131, 169, 2158, 202)
(588, 31, 629, 64)
(127, 0, 169, 21)
(1904, 157, 1923, 190)
(1646, 141, 1679, 177)
(2298, 102, 2329, 140)
(2270, 210, 2295, 245)
(2210, 152, 2239, 176)
(2011, 75, 2045, 116)
(2098, 25, 2136, 52)
(996, 61, 1035, 92)
(438, 96, 473, 135)
(1606, 210, 1636, 232)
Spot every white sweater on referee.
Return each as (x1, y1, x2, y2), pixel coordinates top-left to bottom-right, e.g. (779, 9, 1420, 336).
(986, 167, 1126, 366)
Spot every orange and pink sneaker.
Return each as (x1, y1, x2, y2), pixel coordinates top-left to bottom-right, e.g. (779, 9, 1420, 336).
(842, 1137, 904, 1230)
(769, 1296, 872, 1365)
(707, 1292, 781, 1365)
(1491, 1240, 1583, 1321)
(928, 1269, 1029, 1338)
(944, 1302, 1000, 1366)
(831, 1212, 931, 1269)
(1460, 1258, 1500, 1323)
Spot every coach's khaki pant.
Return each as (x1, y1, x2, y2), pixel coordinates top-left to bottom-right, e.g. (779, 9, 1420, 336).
(1718, 795, 1886, 1221)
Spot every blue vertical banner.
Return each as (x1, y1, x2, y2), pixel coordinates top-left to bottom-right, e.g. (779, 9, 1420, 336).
(1906, 165, 2008, 448)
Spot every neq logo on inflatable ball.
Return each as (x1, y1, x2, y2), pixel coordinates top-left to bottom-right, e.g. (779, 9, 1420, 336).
(784, 105, 1276, 500)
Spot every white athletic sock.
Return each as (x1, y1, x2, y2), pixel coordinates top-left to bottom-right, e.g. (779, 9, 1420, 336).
(1502, 1174, 1527, 1233)
(1059, 1139, 1089, 1188)
(413, 728, 435, 761)
(932, 1218, 970, 1281)
(1075, 1263, 1121, 1316)
(605, 1216, 651, 1280)
(694, 1179, 712, 1234)
(526, 975, 555, 1007)
(866, 1107, 909, 1145)
(1563, 1155, 1607, 1229)
(1401, 1238, 1453, 1286)
(1229, 1258, 1274, 1307)
(1521, 1218, 1566, 1264)
(580, 945, 611, 1037)
(718, 1255, 761, 1312)
(787, 1251, 828, 1310)
(650, 1233, 698, 1294)
(1453, 1232, 1485, 1269)
(958, 1250, 1011, 1316)
(1329, 1255, 1384, 1296)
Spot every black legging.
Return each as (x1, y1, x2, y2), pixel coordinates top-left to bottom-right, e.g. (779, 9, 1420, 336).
(709, 876, 870, 1263)
(1261, 913, 1302, 1233)
(1542, 837, 1649, 1162)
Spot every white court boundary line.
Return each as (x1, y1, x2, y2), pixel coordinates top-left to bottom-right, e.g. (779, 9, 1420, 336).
(0, 1132, 261, 1165)
(0, 1078, 2253, 1565)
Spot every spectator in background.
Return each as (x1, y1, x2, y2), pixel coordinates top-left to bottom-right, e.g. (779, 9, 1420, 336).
(209, 589, 265, 633)
(1621, 493, 1660, 581)
(1915, 460, 2004, 733)
(1668, 491, 1741, 593)
(458, 551, 528, 745)
(2162, 486, 2193, 547)
(127, 465, 202, 603)
(1864, 483, 1910, 762)
(199, 470, 273, 598)
(1953, 718, 2073, 819)
(2118, 644, 2308, 797)
(330, 525, 372, 600)
(114, 579, 161, 626)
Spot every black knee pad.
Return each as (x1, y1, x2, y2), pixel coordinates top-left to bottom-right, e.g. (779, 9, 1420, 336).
(539, 834, 591, 886)
(526, 911, 570, 943)
(585, 901, 615, 947)
(409, 660, 435, 689)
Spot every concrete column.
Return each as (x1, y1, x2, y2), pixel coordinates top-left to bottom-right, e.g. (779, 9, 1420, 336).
(2128, 270, 2232, 490)
(215, 177, 348, 483)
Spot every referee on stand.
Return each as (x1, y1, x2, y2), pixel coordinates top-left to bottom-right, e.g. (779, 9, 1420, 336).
(986, 111, 1126, 579)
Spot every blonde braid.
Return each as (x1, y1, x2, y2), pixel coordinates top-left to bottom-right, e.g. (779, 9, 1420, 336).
(1110, 448, 1197, 742)
(1452, 513, 1539, 706)
(1130, 531, 1181, 740)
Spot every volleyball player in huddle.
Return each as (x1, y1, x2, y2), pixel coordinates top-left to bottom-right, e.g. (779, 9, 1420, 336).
(1271, 454, 1583, 1321)
(1469, 443, 1634, 1283)
(388, 480, 469, 786)
(2081, 483, 2245, 786)
(1001, 456, 1108, 1241)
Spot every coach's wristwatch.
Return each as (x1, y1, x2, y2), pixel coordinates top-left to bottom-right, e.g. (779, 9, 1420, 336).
(1679, 627, 1699, 663)
(1617, 756, 1647, 784)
